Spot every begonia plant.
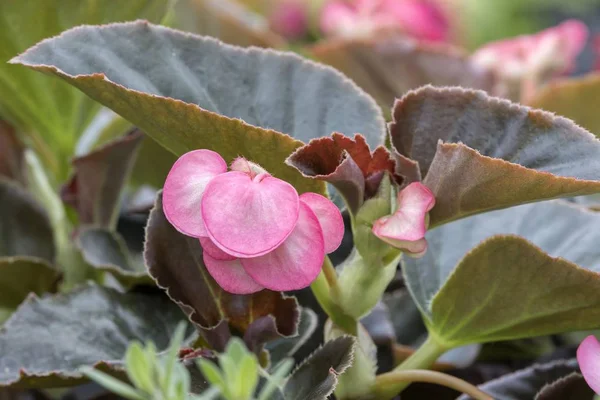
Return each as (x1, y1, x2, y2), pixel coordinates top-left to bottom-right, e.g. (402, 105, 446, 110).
(3, 1, 600, 400)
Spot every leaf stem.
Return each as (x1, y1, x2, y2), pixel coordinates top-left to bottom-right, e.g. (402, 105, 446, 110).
(374, 335, 447, 398)
(310, 266, 357, 336)
(373, 370, 493, 400)
(322, 256, 341, 298)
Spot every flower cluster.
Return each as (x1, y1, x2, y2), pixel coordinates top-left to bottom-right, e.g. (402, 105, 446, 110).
(162, 150, 344, 294)
(320, 0, 449, 42)
(471, 19, 588, 101)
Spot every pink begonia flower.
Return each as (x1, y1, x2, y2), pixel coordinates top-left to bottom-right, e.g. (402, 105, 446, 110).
(372, 182, 435, 258)
(163, 150, 344, 295)
(577, 335, 600, 394)
(471, 20, 588, 101)
(320, 0, 449, 42)
(269, 0, 309, 40)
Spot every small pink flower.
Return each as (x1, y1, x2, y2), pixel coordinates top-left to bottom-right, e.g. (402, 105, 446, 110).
(163, 150, 344, 294)
(372, 182, 435, 258)
(471, 20, 588, 100)
(577, 335, 600, 394)
(269, 0, 309, 40)
(320, 0, 449, 42)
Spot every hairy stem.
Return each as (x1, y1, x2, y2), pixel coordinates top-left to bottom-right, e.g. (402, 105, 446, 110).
(375, 335, 447, 399)
(310, 262, 357, 336)
(374, 370, 493, 400)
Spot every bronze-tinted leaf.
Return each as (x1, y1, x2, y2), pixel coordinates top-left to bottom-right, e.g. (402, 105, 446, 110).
(144, 193, 299, 352)
(0, 121, 25, 184)
(12, 21, 387, 195)
(0, 178, 54, 262)
(62, 131, 143, 229)
(286, 133, 395, 212)
(535, 373, 594, 400)
(312, 34, 494, 110)
(390, 86, 600, 227)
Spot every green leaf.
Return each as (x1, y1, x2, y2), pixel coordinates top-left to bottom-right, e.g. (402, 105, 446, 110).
(0, 0, 171, 180)
(124, 342, 156, 394)
(62, 131, 143, 229)
(78, 227, 152, 288)
(312, 33, 494, 111)
(12, 21, 387, 194)
(0, 178, 55, 262)
(529, 73, 600, 136)
(284, 336, 356, 400)
(404, 201, 600, 348)
(0, 257, 58, 325)
(145, 193, 299, 352)
(236, 354, 259, 399)
(81, 367, 145, 400)
(456, 359, 583, 400)
(197, 360, 225, 389)
(0, 284, 189, 388)
(390, 86, 600, 227)
(257, 359, 293, 400)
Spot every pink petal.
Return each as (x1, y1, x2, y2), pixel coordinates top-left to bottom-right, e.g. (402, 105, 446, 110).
(163, 150, 227, 238)
(200, 237, 236, 261)
(384, 0, 449, 42)
(320, 1, 358, 35)
(372, 182, 435, 255)
(299, 193, 344, 253)
(201, 171, 299, 258)
(203, 253, 264, 294)
(578, 335, 600, 394)
(241, 201, 325, 291)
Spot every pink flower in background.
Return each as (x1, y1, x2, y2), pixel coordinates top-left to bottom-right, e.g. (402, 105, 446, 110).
(320, 0, 449, 42)
(471, 20, 588, 101)
(163, 150, 344, 294)
(372, 182, 435, 258)
(269, 0, 309, 40)
(577, 335, 600, 394)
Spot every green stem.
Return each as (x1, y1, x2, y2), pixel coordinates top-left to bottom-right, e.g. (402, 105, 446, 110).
(310, 266, 357, 336)
(25, 150, 91, 290)
(374, 370, 492, 400)
(374, 335, 447, 399)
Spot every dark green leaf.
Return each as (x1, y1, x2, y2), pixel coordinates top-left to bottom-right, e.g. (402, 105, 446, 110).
(77, 227, 152, 288)
(144, 193, 299, 352)
(404, 201, 600, 348)
(62, 131, 143, 229)
(535, 372, 594, 400)
(266, 307, 318, 367)
(390, 86, 600, 227)
(0, 0, 171, 180)
(0, 257, 58, 324)
(283, 336, 356, 400)
(0, 178, 54, 262)
(457, 360, 582, 400)
(0, 284, 188, 388)
(12, 21, 386, 194)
